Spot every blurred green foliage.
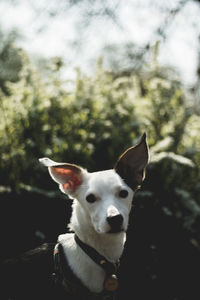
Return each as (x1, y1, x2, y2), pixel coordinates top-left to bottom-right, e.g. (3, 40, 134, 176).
(0, 31, 200, 236)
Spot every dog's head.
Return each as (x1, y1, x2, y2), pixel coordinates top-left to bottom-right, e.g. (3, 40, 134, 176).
(39, 134, 149, 234)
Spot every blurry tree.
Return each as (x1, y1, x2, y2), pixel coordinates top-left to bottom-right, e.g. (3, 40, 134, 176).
(40, 0, 200, 87)
(0, 29, 23, 94)
(0, 38, 199, 204)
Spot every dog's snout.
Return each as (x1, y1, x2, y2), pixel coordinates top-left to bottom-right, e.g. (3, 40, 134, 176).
(106, 214, 123, 233)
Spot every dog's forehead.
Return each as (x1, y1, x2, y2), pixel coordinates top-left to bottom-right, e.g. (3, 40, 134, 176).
(88, 169, 124, 188)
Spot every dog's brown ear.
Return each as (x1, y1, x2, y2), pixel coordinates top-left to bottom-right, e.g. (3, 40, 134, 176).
(39, 158, 83, 194)
(114, 133, 149, 191)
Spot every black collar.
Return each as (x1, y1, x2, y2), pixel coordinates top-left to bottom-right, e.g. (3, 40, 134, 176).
(74, 234, 119, 276)
(74, 234, 120, 293)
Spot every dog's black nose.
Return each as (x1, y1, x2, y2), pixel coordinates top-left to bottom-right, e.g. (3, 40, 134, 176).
(107, 214, 124, 233)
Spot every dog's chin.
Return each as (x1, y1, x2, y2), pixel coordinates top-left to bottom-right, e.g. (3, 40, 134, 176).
(95, 228, 125, 235)
(107, 228, 125, 234)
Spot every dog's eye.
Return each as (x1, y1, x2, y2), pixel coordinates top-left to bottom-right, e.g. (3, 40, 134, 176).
(86, 193, 97, 203)
(119, 190, 129, 198)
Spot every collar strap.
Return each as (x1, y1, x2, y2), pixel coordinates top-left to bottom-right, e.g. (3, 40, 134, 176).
(74, 234, 119, 276)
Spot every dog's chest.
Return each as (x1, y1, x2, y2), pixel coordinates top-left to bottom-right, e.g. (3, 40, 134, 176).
(54, 241, 118, 300)
(58, 234, 106, 292)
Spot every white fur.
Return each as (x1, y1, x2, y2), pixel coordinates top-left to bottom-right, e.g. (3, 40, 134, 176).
(58, 169, 134, 293)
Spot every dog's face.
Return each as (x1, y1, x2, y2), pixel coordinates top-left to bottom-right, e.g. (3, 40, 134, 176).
(39, 134, 149, 235)
(74, 169, 134, 234)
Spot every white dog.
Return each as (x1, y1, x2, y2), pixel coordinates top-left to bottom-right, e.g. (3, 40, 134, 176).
(39, 133, 149, 298)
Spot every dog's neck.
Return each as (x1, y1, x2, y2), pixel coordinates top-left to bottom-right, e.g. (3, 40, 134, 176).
(58, 199, 126, 292)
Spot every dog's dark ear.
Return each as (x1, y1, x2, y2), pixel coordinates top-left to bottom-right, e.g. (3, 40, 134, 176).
(114, 133, 149, 191)
(39, 158, 83, 194)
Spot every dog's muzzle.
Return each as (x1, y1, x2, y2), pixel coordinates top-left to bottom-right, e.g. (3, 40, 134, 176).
(106, 214, 124, 233)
